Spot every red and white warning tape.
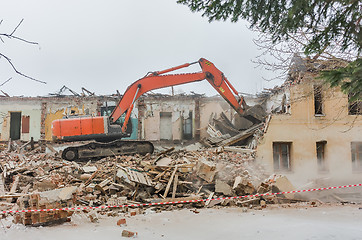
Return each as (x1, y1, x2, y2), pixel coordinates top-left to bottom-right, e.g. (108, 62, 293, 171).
(2, 183, 362, 214)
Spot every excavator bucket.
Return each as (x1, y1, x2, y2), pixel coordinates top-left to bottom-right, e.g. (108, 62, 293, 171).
(242, 104, 266, 124)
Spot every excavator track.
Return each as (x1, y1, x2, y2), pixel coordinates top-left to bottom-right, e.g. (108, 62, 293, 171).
(61, 140, 154, 161)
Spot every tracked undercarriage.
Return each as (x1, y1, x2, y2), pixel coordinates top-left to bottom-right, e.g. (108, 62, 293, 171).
(61, 140, 154, 161)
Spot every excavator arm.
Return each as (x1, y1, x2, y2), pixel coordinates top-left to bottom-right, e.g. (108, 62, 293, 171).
(111, 58, 248, 132)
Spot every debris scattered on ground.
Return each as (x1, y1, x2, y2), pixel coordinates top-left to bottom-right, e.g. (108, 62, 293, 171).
(121, 229, 138, 238)
(0, 137, 354, 227)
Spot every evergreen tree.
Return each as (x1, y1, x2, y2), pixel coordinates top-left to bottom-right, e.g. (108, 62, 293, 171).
(177, 0, 361, 99)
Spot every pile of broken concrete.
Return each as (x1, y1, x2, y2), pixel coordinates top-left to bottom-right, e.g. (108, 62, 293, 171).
(0, 141, 299, 227)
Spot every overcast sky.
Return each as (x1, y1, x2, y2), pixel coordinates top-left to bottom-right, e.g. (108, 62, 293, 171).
(0, 0, 282, 97)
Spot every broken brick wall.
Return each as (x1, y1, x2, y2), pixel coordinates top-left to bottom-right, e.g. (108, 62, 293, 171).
(137, 95, 237, 142)
(137, 95, 197, 141)
(0, 96, 120, 141)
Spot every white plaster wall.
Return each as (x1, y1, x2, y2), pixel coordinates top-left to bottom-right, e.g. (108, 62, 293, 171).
(0, 100, 42, 141)
(141, 99, 195, 141)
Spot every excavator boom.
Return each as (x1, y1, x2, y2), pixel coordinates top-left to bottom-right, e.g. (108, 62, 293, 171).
(111, 58, 250, 132)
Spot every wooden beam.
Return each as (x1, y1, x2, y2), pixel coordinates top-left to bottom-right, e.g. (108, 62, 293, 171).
(163, 166, 177, 198)
(171, 174, 178, 200)
(219, 123, 263, 147)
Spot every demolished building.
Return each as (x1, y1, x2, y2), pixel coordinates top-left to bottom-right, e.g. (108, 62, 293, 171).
(0, 90, 256, 143)
(0, 58, 361, 227)
(256, 58, 362, 186)
(0, 57, 361, 187)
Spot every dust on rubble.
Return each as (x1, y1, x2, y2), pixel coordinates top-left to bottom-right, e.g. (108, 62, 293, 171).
(0, 140, 349, 227)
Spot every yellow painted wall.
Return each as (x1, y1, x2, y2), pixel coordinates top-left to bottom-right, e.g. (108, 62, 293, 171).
(44, 109, 66, 141)
(256, 75, 362, 187)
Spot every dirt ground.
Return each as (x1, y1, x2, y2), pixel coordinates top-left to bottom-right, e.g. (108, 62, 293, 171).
(1, 203, 362, 240)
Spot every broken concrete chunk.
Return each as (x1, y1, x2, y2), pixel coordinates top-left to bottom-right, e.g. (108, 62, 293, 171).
(80, 173, 92, 181)
(39, 186, 78, 201)
(33, 180, 57, 192)
(273, 175, 295, 199)
(82, 166, 97, 173)
(233, 176, 243, 189)
(183, 142, 204, 151)
(233, 176, 255, 195)
(156, 157, 173, 167)
(196, 158, 216, 183)
(88, 211, 98, 223)
(215, 180, 233, 196)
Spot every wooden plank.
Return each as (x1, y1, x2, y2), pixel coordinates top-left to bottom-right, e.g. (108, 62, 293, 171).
(128, 170, 137, 182)
(264, 115, 271, 133)
(223, 147, 256, 154)
(219, 123, 263, 147)
(138, 173, 147, 185)
(0, 194, 25, 199)
(205, 192, 214, 206)
(0, 175, 5, 196)
(84, 169, 99, 186)
(152, 195, 202, 203)
(172, 174, 178, 200)
(126, 168, 152, 186)
(163, 166, 177, 198)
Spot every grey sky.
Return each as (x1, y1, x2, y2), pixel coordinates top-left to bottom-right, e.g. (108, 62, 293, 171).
(0, 0, 281, 97)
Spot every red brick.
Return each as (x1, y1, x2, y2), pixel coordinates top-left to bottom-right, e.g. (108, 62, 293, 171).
(121, 230, 137, 238)
(117, 218, 127, 226)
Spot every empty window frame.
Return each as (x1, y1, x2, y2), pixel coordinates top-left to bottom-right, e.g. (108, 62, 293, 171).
(314, 85, 323, 115)
(351, 142, 362, 171)
(273, 142, 292, 171)
(182, 111, 193, 140)
(316, 141, 328, 172)
(348, 94, 361, 115)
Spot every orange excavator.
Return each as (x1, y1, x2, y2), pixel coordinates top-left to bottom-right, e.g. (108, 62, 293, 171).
(52, 58, 263, 161)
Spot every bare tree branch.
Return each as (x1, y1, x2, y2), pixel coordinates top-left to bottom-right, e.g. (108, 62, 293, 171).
(251, 26, 358, 84)
(0, 53, 46, 84)
(0, 19, 38, 45)
(10, 18, 23, 36)
(0, 77, 12, 87)
(0, 19, 46, 85)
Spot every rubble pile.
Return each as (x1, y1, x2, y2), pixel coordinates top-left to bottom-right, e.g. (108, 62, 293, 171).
(204, 112, 266, 149)
(0, 140, 300, 226)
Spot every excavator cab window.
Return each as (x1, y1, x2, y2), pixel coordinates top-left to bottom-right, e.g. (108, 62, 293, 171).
(101, 106, 133, 135)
